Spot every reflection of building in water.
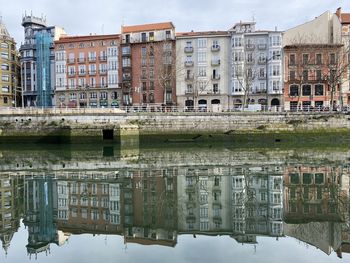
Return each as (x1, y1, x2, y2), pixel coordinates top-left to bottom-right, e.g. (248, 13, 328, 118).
(0, 174, 24, 255)
(55, 172, 123, 235)
(283, 166, 350, 256)
(124, 169, 178, 247)
(23, 175, 58, 259)
(231, 166, 284, 243)
(0, 161, 349, 258)
(177, 166, 284, 243)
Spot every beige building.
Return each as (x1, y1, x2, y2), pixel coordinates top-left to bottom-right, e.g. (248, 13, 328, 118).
(0, 18, 20, 107)
(176, 31, 230, 111)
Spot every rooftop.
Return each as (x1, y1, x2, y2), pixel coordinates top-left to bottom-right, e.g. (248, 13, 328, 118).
(341, 13, 350, 24)
(56, 34, 120, 44)
(176, 31, 229, 37)
(121, 22, 174, 33)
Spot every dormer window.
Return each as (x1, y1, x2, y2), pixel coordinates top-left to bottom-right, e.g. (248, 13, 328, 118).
(141, 33, 147, 42)
(165, 30, 171, 40)
(149, 32, 154, 41)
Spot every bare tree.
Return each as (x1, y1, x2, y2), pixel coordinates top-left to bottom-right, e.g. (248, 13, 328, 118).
(322, 44, 349, 110)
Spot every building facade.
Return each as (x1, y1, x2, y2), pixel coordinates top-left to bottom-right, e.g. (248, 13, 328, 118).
(229, 22, 283, 109)
(283, 11, 345, 110)
(120, 22, 176, 107)
(0, 18, 20, 107)
(54, 34, 120, 108)
(336, 8, 350, 105)
(176, 31, 230, 111)
(19, 14, 65, 107)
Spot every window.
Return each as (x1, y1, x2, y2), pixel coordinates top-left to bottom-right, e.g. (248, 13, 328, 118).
(198, 66, 206, 76)
(198, 38, 207, 48)
(233, 37, 242, 47)
(272, 80, 280, 91)
(316, 54, 322, 65)
(271, 50, 281, 60)
(125, 34, 130, 43)
(1, 63, 9, 70)
(122, 46, 131, 55)
(1, 42, 9, 49)
(330, 53, 336, 64)
(316, 69, 322, 80)
(289, 54, 296, 65)
(149, 32, 154, 41)
(213, 83, 219, 93)
(315, 84, 324, 95)
(303, 70, 308, 80)
(302, 85, 311, 96)
(302, 54, 309, 64)
(3, 97, 8, 104)
(141, 33, 147, 42)
(141, 47, 147, 57)
(290, 70, 295, 80)
(272, 65, 280, 76)
(165, 30, 171, 40)
(90, 92, 97, 99)
(1, 75, 9, 82)
(289, 85, 299, 96)
(259, 68, 265, 78)
(270, 35, 281, 46)
(198, 52, 206, 63)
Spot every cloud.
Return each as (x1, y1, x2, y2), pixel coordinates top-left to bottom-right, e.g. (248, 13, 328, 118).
(1, 0, 350, 46)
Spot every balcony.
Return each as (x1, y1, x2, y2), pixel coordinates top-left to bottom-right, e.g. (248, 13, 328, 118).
(211, 45, 220, 52)
(78, 58, 86, 63)
(258, 59, 266, 65)
(185, 89, 194, 94)
(184, 46, 193, 53)
(89, 70, 96, 75)
(211, 59, 220, 66)
(246, 59, 255, 64)
(67, 58, 75, 64)
(258, 44, 267, 50)
(122, 75, 132, 81)
(99, 56, 107, 61)
(99, 70, 107, 75)
(88, 57, 97, 62)
(185, 74, 194, 81)
(211, 74, 220, 80)
(258, 74, 266, 80)
(78, 71, 86, 76)
(68, 72, 76, 77)
(185, 61, 194, 67)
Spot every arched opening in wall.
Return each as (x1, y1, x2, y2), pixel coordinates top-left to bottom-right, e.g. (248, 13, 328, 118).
(271, 98, 280, 106)
(185, 99, 194, 111)
(198, 99, 207, 112)
(211, 99, 221, 112)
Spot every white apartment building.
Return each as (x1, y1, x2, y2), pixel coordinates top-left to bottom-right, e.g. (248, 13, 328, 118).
(176, 31, 230, 111)
(229, 22, 283, 109)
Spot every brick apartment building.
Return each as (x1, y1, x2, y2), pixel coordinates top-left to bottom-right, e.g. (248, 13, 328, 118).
(54, 34, 120, 108)
(284, 44, 343, 110)
(120, 22, 176, 107)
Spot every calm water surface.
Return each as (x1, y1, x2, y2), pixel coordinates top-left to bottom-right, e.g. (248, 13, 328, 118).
(0, 144, 349, 262)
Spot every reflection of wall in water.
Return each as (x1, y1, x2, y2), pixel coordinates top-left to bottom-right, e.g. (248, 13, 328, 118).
(23, 175, 58, 257)
(284, 166, 349, 223)
(124, 168, 178, 247)
(55, 173, 123, 235)
(0, 174, 24, 255)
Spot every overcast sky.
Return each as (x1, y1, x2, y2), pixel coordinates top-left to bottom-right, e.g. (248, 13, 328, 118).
(1, 0, 350, 46)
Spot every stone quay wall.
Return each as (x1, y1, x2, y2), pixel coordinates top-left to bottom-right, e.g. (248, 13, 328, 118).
(0, 110, 350, 141)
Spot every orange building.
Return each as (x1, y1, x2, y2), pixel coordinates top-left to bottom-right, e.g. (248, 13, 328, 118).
(54, 34, 120, 108)
(120, 22, 176, 107)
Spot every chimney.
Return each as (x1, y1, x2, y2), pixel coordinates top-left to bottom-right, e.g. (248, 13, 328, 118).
(336, 7, 342, 18)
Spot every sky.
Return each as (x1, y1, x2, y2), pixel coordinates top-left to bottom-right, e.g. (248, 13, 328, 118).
(1, 0, 350, 47)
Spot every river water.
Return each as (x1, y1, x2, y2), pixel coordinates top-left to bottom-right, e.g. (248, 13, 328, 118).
(0, 144, 349, 262)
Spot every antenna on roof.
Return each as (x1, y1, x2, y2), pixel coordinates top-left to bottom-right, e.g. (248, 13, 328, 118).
(101, 24, 104, 35)
(252, 12, 255, 22)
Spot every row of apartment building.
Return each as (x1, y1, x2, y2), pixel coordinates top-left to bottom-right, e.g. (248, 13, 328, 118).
(0, 8, 349, 111)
